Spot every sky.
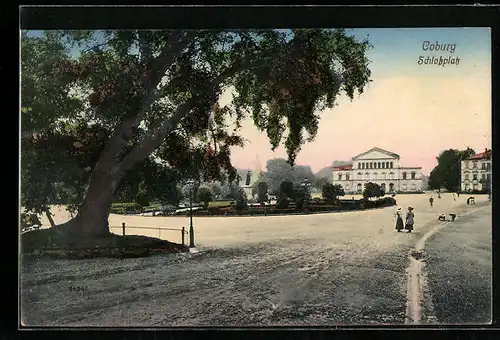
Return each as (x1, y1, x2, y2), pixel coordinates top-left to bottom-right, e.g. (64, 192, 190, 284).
(225, 28, 491, 175)
(24, 28, 491, 176)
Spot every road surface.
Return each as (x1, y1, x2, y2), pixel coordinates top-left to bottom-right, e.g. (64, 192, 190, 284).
(21, 193, 492, 326)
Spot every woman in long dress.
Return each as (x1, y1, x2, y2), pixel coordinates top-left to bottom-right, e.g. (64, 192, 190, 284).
(405, 207, 415, 233)
(395, 208, 404, 232)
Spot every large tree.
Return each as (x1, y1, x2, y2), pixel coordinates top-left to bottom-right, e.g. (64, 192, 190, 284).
(21, 29, 372, 238)
(428, 147, 475, 192)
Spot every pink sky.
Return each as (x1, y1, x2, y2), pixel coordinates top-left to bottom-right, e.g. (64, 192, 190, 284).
(225, 29, 491, 176)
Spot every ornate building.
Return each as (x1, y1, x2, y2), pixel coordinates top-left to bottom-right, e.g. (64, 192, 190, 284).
(332, 147, 423, 194)
(460, 148, 492, 193)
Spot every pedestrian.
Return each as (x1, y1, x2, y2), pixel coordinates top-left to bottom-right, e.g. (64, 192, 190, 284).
(395, 208, 404, 232)
(405, 207, 415, 233)
(429, 197, 434, 207)
(452, 193, 456, 201)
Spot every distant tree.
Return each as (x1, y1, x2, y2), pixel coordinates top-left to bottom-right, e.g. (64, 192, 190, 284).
(292, 165, 316, 186)
(181, 182, 199, 203)
(208, 181, 222, 200)
(234, 187, 248, 213)
(257, 182, 269, 205)
(264, 158, 294, 195)
(315, 177, 330, 190)
(322, 183, 345, 204)
(135, 181, 150, 207)
(363, 182, 384, 200)
(278, 180, 295, 200)
(221, 181, 240, 200)
(428, 147, 475, 192)
(197, 186, 213, 207)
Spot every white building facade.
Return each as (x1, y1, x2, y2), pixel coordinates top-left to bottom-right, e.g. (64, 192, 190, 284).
(460, 149, 492, 193)
(332, 147, 423, 194)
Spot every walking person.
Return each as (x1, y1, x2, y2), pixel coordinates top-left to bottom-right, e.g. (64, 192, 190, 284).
(405, 207, 415, 233)
(429, 197, 434, 207)
(395, 208, 404, 232)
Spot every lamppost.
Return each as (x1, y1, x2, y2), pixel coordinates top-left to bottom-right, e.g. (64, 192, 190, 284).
(186, 179, 195, 248)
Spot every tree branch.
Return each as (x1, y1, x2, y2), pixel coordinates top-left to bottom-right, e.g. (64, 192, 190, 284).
(114, 62, 241, 178)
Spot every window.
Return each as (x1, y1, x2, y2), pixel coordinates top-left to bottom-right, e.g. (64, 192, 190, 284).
(487, 162, 491, 170)
(487, 174, 491, 181)
(402, 172, 407, 180)
(386, 162, 389, 168)
(362, 163, 365, 169)
(402, 184, 407, 191)
(482, 174, 486, 180)
(473, 174, 478, 180)
(411, 172, 416, 179)
(473, 162, 477, 169)
(382, 172, 386, 180)
(369, 162, 373, 169)
(382, 162, 385, 169)
(357, 172, 362, 179)
(465, 174, 469, 180)
(411, 184, 416, 190)
(390, 162, 393, 168)
(338, 174, 342, 181)
(390, 172, 394, 180)
(346, 185, 350, 191)
(357, 183, 362, 192)
(357, 163, 361, 169)
(346, 174, 350, 180)
(378, 162, 381, 168)
(365, 172, 369, 180)
(482, 163, 486, 170)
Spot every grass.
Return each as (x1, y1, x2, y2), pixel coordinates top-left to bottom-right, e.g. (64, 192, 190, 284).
(208, 201, 233, 208)
(21, 227, 189, 258)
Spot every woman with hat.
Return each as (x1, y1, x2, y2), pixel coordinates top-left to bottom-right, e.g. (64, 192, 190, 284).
(405, 207, 415, 233)
(395, 207, 404, 232)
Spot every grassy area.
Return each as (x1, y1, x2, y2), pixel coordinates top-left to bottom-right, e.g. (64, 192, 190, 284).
(21, 227, 189, 259)
(208, 201, 233, 208)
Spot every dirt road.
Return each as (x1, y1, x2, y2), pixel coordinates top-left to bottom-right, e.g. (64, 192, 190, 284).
(21, 193, 491, 326)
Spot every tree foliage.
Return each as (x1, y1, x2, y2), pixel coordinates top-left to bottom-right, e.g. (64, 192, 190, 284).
(257, 181, 269, 205)
(197, 186, 213, 207)
(21, 29, 372, 236)
(428, 148, 475, 192)
(322, 183, 345, 204)
(363, 182, 384, 200)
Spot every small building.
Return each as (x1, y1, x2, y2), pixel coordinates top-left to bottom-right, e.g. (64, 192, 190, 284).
(460, 148, 492, 193)
(332, 147, 423, 194)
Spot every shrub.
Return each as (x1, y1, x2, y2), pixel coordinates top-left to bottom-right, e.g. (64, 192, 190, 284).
(276, 196, 289, 209)
(235, 187, 248, 213)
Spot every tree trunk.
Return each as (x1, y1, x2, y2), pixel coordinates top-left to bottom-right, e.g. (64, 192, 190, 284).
(44, 209, 56, 228)
(73, 165, 120, 238)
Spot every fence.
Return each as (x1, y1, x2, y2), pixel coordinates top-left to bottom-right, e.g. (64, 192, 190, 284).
(110, 222, 189, 246)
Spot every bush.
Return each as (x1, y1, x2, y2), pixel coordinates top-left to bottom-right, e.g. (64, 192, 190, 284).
(235, 188, 248, 212)
(276, 196, 289, 209)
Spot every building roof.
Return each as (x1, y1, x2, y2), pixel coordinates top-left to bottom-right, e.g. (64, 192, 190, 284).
(352, 147, 400, 160)
(332, 164, 353, 170)
(466, 149, 492, 160)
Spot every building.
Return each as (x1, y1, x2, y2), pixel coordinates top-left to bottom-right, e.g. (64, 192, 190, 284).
(460, 148, 492, 193)
(332, 147, 423, 194)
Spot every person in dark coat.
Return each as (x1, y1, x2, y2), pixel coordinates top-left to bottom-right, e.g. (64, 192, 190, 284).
(429, 197, 434, 207)
(395, 208, 404, 232)
(405, 207, 415, 233)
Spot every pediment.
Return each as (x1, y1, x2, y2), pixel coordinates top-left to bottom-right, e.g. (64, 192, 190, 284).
(352, 147, 400, 160)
